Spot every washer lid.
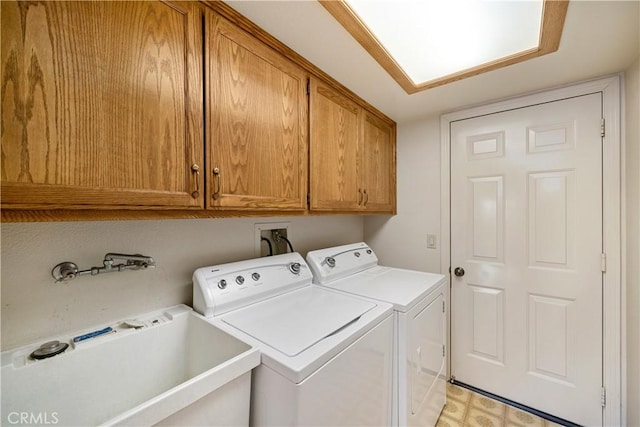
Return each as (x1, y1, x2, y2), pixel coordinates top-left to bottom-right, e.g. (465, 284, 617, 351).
(222, 286, 376, 357)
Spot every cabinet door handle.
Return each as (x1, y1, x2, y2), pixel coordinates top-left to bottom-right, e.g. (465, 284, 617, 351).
(363, 189, 368, 206)
(358, 189, 364, 205)
(212, 167, 221, 200)
(190, 164, 200, 198)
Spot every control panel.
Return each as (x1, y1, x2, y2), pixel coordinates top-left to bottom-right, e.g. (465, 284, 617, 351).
(193, 253, 311, 317)
(306, 242, 378, 284)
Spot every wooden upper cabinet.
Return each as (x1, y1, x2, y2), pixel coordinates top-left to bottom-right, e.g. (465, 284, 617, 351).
(0, 1, 204, 209)
(309, 78, 360, 211)
(206, 12, 308, 211)
(361, 111, 396, 213)
(310, 77, 396, 213)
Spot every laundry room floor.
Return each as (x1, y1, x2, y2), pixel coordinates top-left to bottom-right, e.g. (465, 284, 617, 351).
(436, 383, 564, 427)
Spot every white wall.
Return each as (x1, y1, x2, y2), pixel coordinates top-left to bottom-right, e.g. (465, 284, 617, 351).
(364, 116, 442, 273)
(625, 56, 640, 427)
(0, 215, 364, 349)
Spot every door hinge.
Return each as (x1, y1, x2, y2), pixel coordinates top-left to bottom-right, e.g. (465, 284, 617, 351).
(601, 387, 606, 407)
(600, 118, 605, 138)
(442, 300, 445, 313)
(442, 345, 446, 358)
(601, 253, 607, 273)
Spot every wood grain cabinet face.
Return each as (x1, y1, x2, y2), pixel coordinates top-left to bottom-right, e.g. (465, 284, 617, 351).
(309, 78, 360, 211)
(0, 1, 204, 209)
(206, 13, 308, 211)
(310, 78, 396, 213)
(361, 112, 396, 212)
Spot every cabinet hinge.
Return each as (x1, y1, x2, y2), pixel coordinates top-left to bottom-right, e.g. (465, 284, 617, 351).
(601, 118, 605, 138)
(601, 253, 607, 273)
(306, 79, 310, 96)
(307, 193, 310, 205)
(601, 387, 606, 407)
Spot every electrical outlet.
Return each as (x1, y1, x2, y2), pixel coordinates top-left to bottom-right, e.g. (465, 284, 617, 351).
(427, 234, 437, 249)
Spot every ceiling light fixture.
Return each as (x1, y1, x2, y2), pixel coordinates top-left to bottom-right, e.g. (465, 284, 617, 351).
(320, 0, 569, 94)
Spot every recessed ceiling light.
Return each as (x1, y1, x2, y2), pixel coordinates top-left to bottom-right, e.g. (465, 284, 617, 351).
(320, 0, 568, 94)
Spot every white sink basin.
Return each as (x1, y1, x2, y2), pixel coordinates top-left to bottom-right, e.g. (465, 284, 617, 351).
(1, 305, 260, 426)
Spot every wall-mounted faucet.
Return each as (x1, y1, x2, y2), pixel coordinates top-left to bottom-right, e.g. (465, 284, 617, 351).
(52, 253, 155, 283)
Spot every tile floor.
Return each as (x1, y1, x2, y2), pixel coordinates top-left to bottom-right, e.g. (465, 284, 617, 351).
(436, 383, 564, 427)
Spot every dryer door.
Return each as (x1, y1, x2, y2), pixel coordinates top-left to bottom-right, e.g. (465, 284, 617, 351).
(409, 293, 445, 415)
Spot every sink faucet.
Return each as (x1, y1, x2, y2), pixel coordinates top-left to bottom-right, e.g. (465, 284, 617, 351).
(103, 253, 156, 271)
(52, 253, 156, 283)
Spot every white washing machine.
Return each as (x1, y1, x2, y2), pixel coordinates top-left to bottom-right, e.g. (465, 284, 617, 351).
(306, 242, 447, 427)
(193, 252, 394, 426)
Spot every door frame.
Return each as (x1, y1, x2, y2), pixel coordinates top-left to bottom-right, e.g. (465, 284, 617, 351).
(440, 75, 622, 426)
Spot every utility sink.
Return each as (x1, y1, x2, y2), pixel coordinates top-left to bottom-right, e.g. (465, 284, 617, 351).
(1, 305, 260, 426)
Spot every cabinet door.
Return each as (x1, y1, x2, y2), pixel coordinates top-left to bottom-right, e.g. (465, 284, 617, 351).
(309, 78, 361, 211)
(0, 1, 203, 209)
(361, 112, 396, 213)
(206, 13, 308, 210)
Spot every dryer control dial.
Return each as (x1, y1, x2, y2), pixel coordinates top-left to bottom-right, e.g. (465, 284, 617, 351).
(251, 272, 260, 281)
(325, 257, 336, 268)
(218, 279, 227, 289)
(236, 275, 245, 285)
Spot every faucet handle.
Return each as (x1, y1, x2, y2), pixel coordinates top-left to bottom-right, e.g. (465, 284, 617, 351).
(52, 262, 79, 283)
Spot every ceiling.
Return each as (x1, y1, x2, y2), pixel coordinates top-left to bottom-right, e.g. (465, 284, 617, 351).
(224, 0, 640, 124)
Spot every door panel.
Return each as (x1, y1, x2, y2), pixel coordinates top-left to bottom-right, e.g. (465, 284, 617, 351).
(1, 1, 203, 208)
(362, 112, 396, 212)
(207, 13, 308, 210)
(309, 78, 360, 210)
(451, 93, 602, 426)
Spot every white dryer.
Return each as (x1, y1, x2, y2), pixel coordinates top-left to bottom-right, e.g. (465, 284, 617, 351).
(193, 252, 394, 426)
(306, 242, 447, 427)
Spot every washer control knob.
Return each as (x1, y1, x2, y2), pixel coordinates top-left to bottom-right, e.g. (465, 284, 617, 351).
(288, 262, 301, 275)
(236, 275, 245, 285)
(354, 251, 361, 257)
(251, 272, 260, 281)
(366, 249, 372, 255)
(325, 257, 336, 268)
(218, 279, 227, 289)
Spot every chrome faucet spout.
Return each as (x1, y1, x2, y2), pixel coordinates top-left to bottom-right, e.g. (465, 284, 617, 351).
(52, 253, 156, 283)
(104, 253, 156, 268)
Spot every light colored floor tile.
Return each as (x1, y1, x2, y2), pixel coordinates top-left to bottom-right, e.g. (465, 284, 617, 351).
(435, 414, 465, 427)
(437, 384, 564, 427)
(446, 383, 472, 404)
(506, 406, 545, 426)
(465, 407, 504, 427)
(470, 393, 507, 418)
(441, 397, 468, 422)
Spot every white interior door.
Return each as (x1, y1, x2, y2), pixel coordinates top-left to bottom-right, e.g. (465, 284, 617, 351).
(450, 93, 603, 426)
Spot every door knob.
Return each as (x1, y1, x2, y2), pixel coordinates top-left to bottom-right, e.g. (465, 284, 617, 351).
(454, 267, 465, 277)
